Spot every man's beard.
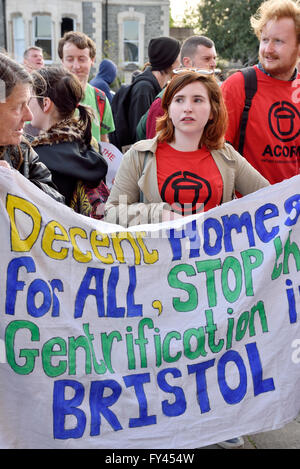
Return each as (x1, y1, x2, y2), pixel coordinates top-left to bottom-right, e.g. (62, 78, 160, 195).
(259, 51, 298, 78)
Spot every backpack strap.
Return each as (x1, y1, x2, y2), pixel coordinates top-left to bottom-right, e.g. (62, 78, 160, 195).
(238, 67, 257, 155)
(94, 87, 106, 125)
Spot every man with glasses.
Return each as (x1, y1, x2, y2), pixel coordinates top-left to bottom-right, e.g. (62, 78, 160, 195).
(58, 31, 115, 143)
(136, 36, 219, 140)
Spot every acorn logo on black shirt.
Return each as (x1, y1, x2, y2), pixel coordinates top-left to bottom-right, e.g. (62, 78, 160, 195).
(161, 171, 212, 215)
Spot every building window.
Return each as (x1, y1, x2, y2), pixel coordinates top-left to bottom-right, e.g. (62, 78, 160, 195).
(33, 14, 52, 61)
(118, 9, 145, 67)
(13, 15, 25, 63)
(123, 20, 139, 63)
(61, 17, 76, 37)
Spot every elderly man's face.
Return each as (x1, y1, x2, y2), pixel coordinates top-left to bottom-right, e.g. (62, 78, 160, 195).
(24, 49, 44, 71)
(0, 83, 32, 146)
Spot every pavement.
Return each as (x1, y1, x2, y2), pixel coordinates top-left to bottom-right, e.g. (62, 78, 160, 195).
(202, 413, 300, 449)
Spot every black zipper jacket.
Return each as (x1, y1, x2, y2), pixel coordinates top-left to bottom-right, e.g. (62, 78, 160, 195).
(30, 120, 107, 206)
(1, 139, 65, 204)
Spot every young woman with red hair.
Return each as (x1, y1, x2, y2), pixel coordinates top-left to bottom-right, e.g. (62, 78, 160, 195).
(104, 70, 269, 227)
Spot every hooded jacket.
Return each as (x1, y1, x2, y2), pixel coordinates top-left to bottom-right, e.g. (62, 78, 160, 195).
(129, 67, 162, 143)
(89, 59, 117, 104)
(30, 119, 107, 205)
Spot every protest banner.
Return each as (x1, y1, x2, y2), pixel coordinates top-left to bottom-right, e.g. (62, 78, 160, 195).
(0, 167, 299, 449)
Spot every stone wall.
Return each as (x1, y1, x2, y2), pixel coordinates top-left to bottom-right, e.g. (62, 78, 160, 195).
(102, 2, 169, 69)
(3, 0, 169, 70)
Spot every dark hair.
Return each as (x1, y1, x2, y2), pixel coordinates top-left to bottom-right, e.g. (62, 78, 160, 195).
(58, 31, 96, 60)
(0, 52, 32, 98)
(156, 71, 228, 150)
(180, 35, 215, 63)
(32, 66, 94, 145)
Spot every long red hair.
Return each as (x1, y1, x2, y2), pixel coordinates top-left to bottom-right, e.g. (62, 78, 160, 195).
(156, 71, 228, 150)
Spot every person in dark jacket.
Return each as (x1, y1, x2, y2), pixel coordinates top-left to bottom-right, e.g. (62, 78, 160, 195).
(129, 36, 181, 144)
(89, 59, 117, 104)
(28, 66, 107, 208)
(0, 52, 64, 203)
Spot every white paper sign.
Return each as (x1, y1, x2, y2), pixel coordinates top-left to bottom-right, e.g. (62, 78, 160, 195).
(100, 141, 123, 190)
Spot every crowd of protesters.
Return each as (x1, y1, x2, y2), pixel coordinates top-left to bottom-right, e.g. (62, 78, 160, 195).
(0, 0, 299, 449)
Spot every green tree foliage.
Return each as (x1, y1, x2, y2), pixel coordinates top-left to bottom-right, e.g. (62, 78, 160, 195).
(183, 0, 264, 64)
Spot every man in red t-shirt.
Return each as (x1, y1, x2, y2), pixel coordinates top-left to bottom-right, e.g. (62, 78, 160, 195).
(221, 0, 300, 185)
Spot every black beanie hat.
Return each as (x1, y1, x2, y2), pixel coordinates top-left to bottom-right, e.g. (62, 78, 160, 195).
(148, 36, 180, 71)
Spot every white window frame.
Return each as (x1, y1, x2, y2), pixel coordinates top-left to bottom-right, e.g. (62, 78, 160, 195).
(12, 14, 25, 63)
(118, 9, 145, 67)
(123, 19, 139, 63)
(32, 13, 53, 64)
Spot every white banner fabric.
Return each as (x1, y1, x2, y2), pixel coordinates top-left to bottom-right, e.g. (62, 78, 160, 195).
(0, 167, 299, 449)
